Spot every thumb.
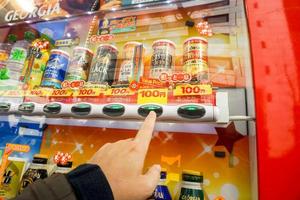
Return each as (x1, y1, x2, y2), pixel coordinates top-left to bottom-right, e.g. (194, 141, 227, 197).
(141, 165, 161, 195)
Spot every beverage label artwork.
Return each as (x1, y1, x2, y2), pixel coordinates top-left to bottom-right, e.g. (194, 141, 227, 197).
(41, 50, 69, 89)
(66, 47, 93, 81)
(8, 47, 27, 64)
(88, 44, 118, 86)
(178, 188, 204, 200)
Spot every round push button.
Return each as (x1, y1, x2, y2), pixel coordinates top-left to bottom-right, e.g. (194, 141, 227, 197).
(19, 103, 35, 114)
(71, 104, 91, 116)
(0, 103, 10, 113)
(103, 104, 125, 117)
(138, 104, 163, 117)
(43, 103, 62, 114)
(177, 105, 206, 119)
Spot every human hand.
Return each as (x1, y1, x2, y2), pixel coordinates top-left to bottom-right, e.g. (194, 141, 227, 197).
(89, 111, 160, 200)
(100, 0, 122, 11)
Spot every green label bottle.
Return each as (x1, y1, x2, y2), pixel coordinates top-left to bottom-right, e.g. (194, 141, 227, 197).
(178, 170, 204, 200)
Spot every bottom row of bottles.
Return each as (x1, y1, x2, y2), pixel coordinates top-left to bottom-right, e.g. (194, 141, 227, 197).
(4, 154, 204, 200)
(149, 170, 204, 200)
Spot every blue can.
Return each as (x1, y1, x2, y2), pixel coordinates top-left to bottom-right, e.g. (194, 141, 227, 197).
(41, 49, 70, 89)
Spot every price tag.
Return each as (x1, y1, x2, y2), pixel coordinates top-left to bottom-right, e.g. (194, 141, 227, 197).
(137, 88, 168, 105)
(3, 90, 25, 97)
(173, 84, 212, 96)
(50, 89, 73, 97)
(105, 88, 135, 96)
(75, 88, 103, 97)
(25, 89, 49, 97)
(0, 90, 7, 96)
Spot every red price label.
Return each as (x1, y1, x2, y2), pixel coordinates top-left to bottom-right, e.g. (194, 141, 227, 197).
(62, 80, 85, 89)
(159, 72, 191, 83)
(89, 34, 114, 43)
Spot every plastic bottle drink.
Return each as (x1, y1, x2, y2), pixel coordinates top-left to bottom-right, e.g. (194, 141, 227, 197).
(149, 170, 172, 200)
(6, 40, 30, 84)
(54, 161, 73, 174)
(6, 32, 35, 85)
(18, 155, 51, 194)
(177, 170, 204, 200)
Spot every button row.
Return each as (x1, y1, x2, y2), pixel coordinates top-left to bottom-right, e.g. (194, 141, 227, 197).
(0, 102, 219, 122)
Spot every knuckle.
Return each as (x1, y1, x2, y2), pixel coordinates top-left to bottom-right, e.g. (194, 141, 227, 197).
(130, 141, 141, 151)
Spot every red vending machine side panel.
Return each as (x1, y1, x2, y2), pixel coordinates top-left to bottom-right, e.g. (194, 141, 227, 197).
(246, 0, 300, 199)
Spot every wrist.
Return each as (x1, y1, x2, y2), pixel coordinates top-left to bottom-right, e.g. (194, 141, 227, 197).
(66, 164, 114, 200)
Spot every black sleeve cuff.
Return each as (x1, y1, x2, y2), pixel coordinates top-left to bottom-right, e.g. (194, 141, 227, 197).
(66, 164, 114, 200)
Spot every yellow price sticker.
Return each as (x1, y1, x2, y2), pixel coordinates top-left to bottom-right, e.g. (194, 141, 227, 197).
(0, 90, 7, 96)
(137, 88, 168, 105)
(25, 89, 50, 97)
(50, 89, 73, 97)
(105, 88, 135, 96)
(3, 90, 25, 97)
(75, 88, 103, 97)
(173, 84, 212, 96)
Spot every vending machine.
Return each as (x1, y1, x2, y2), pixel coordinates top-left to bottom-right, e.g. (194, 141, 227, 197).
(1, 0, 296, 199)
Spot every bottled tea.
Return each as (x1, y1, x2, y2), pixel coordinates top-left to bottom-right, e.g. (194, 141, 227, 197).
(177, 170, 204, 200)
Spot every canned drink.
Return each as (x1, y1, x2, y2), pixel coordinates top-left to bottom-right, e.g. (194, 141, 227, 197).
(117, 42, 144, 83)
(65, 47, 94, 81)
(183, 37, 209, 82)
(150, 39, 176, 79)
(88, 44, 118, 85)
(41, 49, 70, 89)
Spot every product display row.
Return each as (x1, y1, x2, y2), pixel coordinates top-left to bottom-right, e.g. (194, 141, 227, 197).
(0, 32, 208, 90)
(5, 153, 205, 200)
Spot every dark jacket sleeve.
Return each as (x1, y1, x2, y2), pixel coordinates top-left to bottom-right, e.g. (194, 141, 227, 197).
(66, 164, 114, 200)
(15, 164, 114, 200)
(15, 173, 77, 200)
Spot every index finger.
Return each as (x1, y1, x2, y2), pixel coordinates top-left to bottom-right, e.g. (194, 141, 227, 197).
(134, 111, 157, 152)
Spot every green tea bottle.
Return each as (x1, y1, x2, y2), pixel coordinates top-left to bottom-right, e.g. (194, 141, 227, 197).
(177, 170, 204, 200)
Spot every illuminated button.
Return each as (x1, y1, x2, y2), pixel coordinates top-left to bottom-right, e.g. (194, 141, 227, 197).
(71, 103, 91, 116)
(138, 104, 163, 117)
(19, 103, 35, 113)
(0, 103, 10, 112)
(103, 104, 125, 117)
(43, 103, 61, 114)
(177, 105, 206, 119)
